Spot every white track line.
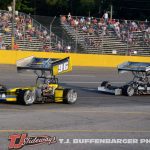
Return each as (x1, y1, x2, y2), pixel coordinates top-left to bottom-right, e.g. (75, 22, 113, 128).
(59, 75, 96, 77)
(19, 74, 96, 78)
(60, 81, 125, 84)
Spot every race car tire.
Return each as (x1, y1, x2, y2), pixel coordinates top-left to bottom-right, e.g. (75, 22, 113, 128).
(63, 89, 77, 104)
(0, 84, 7, 92)
(18, 90, 36, 105)
(122, 85, 135, 96)
(101, 81, 111, 88)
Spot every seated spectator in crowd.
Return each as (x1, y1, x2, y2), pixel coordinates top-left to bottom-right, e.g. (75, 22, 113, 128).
(14, 42, 19, 50)
(82, 25, 88, 32)
(46, 35, 50, 42)
(88, 27, 94, 35)
(4, 26, 10, 34)
(6, 44, 11, 50)
(71, 19, 75, 27)
(93, 18, 98, 24)
(15, 29, 23, 40)
(43, 45, 51, 52)
(61, 15, 66, 23)
(27, 22, 32, 30)
(43, 29, 47, 37)
(0, 36, 4, 48)
(74, 19, 79, 27)
(80, 17, 85, 25)
(1, 44, 6, 50)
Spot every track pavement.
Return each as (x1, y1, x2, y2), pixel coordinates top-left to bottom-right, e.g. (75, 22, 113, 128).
(0, 65, 150, 150)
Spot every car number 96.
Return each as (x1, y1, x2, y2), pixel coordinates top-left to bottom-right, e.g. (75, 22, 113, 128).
(58, 62, 69, 73)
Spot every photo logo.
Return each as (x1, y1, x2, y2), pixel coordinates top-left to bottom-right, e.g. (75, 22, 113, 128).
(8, 133, 57, 149)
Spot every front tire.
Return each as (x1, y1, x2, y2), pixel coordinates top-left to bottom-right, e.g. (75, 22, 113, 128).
(122, 85, 135, 96)
(18, 90, 36, 105)
(63, 89, 77, 104)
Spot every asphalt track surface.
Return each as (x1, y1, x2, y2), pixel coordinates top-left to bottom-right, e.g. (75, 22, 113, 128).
(0, 65, 150, 150)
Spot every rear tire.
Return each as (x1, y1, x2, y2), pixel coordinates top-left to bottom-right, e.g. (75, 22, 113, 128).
(0, 84, 7, 92)
(122, 85, 135, 96)
(18, 90, 36, 105)
(63, 89, 77, 104)
(101, 81, 111, 88)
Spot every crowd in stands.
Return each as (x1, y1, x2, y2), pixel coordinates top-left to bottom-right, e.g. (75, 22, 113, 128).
(61, 13, 150, 46)
(0, 10, 149, 53)
(0, 10, 69, 52)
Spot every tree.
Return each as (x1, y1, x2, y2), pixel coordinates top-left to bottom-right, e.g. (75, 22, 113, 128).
(0, 0, 12, 10)
(16, 0, 34, 13)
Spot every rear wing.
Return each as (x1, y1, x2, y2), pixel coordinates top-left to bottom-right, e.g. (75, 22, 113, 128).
(118, 61, 150, 74)
(16, 56, 72, 76)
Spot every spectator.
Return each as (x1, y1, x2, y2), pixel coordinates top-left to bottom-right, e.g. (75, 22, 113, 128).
(61, 15, 66, 23)
(57, 41, 62, 51)
(0, 36, 4, 48)
(103, 11, 109, 23)
(68, 13, 71, 21)
(1, 44, 6, 50)
(82, 25, 88, 32)
(6, 44, 11, 50)
(14, 43, 19, 50)
(4, 26, 10, 34)
(46, 35, 50, 42)
(43, 29, 47, 37)
(88, 27, 94, 35)
(80, 17, 85, 25)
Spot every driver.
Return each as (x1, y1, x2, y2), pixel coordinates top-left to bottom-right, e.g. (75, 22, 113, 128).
(42, 84, 54, 96)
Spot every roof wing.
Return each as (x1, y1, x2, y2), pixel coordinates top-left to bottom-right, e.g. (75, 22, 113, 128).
(17, 56, 72, 76)
(52, 57, 72, 76)
(118, 61, 150, 73)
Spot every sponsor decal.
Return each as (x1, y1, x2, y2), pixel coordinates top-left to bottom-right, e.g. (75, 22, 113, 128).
(8, 133, 57, 149)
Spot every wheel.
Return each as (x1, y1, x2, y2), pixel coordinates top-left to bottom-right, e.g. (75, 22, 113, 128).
(122, 85, 135, 96)
(101, 81, 111, 88)
(18, 90, 36, 105)
(0, 84, 7, 92)
(63, 89, 77, 104)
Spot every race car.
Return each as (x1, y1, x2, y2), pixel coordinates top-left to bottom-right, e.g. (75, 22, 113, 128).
(98, 61, 150, 96)
(0, 56, 77, 105)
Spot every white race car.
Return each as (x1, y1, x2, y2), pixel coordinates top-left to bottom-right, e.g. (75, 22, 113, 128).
(98, 62, 150, 96)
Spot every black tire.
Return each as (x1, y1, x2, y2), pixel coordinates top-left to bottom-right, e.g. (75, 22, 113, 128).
(18, 90, 36, 105)
(63, 89, 77, 104)
(0, 84, 7, 92)
(101, 81, 111, 88)
(122, 85, 135, 96)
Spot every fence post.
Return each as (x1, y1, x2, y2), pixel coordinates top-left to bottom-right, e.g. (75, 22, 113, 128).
(50, 16, 56, 50)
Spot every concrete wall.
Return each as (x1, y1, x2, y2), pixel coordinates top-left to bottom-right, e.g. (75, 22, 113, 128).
(0, 50, 150, 67)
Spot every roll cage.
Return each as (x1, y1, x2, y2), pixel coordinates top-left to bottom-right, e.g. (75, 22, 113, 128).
(118, 61, 150, 85)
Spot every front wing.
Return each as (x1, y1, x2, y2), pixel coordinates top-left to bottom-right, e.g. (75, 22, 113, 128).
(98, 86, 122, 95)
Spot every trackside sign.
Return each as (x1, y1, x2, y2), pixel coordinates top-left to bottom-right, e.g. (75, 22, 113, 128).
(8, 133, 57, 149)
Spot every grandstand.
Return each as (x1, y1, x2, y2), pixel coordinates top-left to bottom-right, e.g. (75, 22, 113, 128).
(0, 9, 149, 56)
(61, 15, 150, 56)
(0, 10, 71, 52)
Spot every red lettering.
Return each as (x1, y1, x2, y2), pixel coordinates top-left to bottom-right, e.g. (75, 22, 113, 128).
(8, 133, 27, 149)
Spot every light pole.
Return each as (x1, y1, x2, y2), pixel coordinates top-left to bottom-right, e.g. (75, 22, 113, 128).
(12, 0, 16, 50)
(49, 16, 56, 50)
